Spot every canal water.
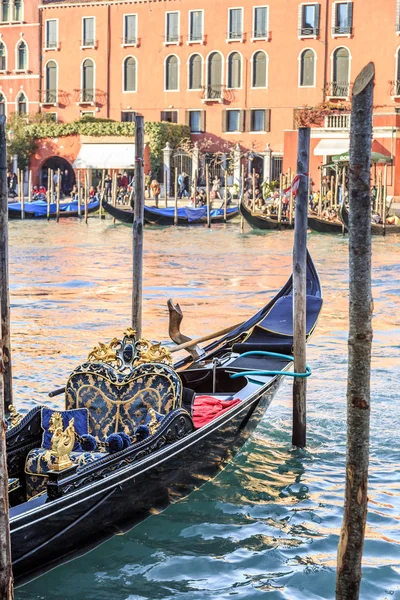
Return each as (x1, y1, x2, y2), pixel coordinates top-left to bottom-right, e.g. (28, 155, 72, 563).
(10, 218, 400, 600)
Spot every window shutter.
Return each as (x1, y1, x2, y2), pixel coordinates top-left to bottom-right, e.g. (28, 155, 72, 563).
(161, 111, 166, 121)
(221, 110, 227, 133)
(315, 4, 321, 35)
(332, 2, 336, 30)
(397, 0, 400, 31)
(347, 2, 353, 31)
(200, 110, 206, 132)
(239, 110, 245, 133)
(298, 4, 303, 34)
(185, 110, 190, 126)
(265, 109, 271, 132)
(245, 110, 251, 132)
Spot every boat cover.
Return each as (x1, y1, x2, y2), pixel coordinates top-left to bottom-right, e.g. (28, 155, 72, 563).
(145, 205, 237, 222)
(8, 199, 100, 217)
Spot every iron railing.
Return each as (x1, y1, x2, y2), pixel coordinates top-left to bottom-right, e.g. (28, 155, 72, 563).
(203, 84, 223, 100)
(298, 26, 319, 36)
(332, 25, 352, 35)
(79, 89, 95, 103)
(390, 80, 400, 96)
(325, 81, 351, 97)
(42, 90, 57, 104)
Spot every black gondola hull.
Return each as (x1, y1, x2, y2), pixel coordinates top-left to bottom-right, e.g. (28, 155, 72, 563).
(308, 213, 345, 234)
(240, 202, 293, 230)
(102, 201, 239, 225)
(8, 203, 100, 220)
(339, 202, 400, 235)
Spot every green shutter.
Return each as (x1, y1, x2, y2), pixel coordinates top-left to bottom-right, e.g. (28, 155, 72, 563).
(221, 110, 227, 133)
(265, 109, 271, 132)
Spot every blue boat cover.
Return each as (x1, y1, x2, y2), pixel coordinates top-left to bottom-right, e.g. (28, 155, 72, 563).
(8, 199, 100, 218)
(145, 205, 237, 222)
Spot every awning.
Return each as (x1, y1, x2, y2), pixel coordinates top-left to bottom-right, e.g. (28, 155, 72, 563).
(332, 150, 392, 164)
(73, 143, 135, 169)
(314, 139, 349, 156)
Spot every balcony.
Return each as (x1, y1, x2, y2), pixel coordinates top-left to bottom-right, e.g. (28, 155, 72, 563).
(80, 39, 97, 50)
(226, 31, 244, 42)
(298, 26, 319, 37)
(332, 25, 352, 36)
(77, 89, 95, 105)
(251, 30, 270, 41)
(186, 33, 206, 45)
(122, 35, 138, 47)
(325, 114, 351, 129)
(164, 34, 181, 46)
(41, 90, 58, 107)
(45, 40, 59, 51)
(202, 84, 224, 102)
(325, 81, 351, 98)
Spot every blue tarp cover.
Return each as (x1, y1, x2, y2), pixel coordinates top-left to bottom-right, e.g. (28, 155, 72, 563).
(145, 205, 237, 222)
(9, 199, 100, 218)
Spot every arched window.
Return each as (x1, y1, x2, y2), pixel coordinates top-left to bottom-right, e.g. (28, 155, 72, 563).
(300, 49, 315, 87)
(207, 52, 222, 98)
(227, 52, 241, 89)
(45, 60, 57, 103)
(0, 42, 6, 71)
(123, 57, 136, 92)
(332, 47, 350, 96)
(17, 40, 27, 70)
(188, 54, 202, 90)
(82, 58, 94, 102)
(17, 92, 27, 114)
(252, 51, 267, 88)
(165, 55, 178, 91)
(13, 0, 23, 21)
(0, 93, 5, 116)
(1, 1, 9, 22)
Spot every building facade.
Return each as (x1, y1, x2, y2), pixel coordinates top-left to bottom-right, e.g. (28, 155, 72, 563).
(1, 0, 400, 194)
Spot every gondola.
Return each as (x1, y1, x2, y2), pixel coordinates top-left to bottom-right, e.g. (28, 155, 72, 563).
(240, 201, 293, 230)
(307, 211, 345, 234)
(8, 198, 100, 220)
(339, 202, 400, 235)
(7, 252, 322, 582)
(102, 200, 239, 225)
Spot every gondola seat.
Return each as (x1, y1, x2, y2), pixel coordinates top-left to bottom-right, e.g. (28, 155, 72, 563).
(64, 361, 182, 441)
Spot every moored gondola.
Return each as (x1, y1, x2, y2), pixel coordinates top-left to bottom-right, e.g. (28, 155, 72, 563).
(8, 199, 100, 220)
(307, 211, 345, 234)
(7, 252, 322, 582)
(240, 201, 293, 230)
(102, 200, 239, 225)
(339, 201, 400, 235)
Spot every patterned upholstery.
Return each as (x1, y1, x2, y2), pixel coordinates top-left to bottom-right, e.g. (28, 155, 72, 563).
(8, 477, 20, 493)
(65, 361, 182, 441)
(25, 449, 106, 499)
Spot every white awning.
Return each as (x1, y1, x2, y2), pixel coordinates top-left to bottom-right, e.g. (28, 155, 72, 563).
(73, 143, 135, 169)
(314, 139, 349, 156)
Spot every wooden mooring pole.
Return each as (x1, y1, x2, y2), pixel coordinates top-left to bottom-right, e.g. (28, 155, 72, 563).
(132, 115, 144, 338)
(174, 167, 178, 226)
(336, 62, 374, 600)
(56, 168, 61, 223)
(206, 163, 211, 228)
(0, 115, 14, 597)
(292, 126, 310, 449)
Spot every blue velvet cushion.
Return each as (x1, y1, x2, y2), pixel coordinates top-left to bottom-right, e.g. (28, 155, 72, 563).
(41, 408, 89, 452)
(144, 410, 164, 427)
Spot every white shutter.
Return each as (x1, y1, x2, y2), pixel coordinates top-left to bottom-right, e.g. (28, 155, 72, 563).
(332, 2, 337, 33)
(397, 0, 400, 32)
(298, 4, 303, 35)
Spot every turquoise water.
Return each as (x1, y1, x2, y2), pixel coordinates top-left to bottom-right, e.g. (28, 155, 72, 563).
(8, 218, 400, 600)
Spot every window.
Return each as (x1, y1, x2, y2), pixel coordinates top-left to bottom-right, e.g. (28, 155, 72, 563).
(165, 55, 178, 90)
(332, 2, 353, 35)
(81, 111, 95, 117)
(332, 46, 350, 96)
(189, 10, 203, 42)
(1, 0, 9, 22)
(207, 52, 222, 98)
(13, 0, 22, 21)
(44, 60, 57, 103)
(188, 54, 202, 89)
(123, 56, 136, 92)
(253, 6, 268, 39)
(0, 42, 6, 70)
(82, 17, 95, 47)
(227, 52, 241, 88)
(121, 111, 136, 122)
(81, 58, 94, 101)
(17, 92, 27, 114)
(47, 112, 57, 122)
(228, 8, 243, 40)
(299, 4, 320, 36)
(222, 109, 244, 133)
(299, 49, 315, 86)
(0, 93, 5, 116)
(16, 40, 27, 70)
(186, 110, 203, 133)
(166, 12, 179, 43)
(161, 110, 178, 123)
(124, 14, 137, 45)
(45, 20, 58, 49)
(271, 156, 283, 181)
(249, 109, 270, 132)
(252, 50, 267, 88)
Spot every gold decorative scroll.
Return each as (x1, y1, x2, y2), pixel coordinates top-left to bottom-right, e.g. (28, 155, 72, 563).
(8, 405, 23, 428)
(87, 338, 120, 364)
(135, 339, 173, 366)
(47, 412, 76, 471)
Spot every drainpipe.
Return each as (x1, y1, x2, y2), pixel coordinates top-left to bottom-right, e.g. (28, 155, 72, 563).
(322, 0, 329, 102)
(107, 3, 111, 118)
(38, 4, 43, 112)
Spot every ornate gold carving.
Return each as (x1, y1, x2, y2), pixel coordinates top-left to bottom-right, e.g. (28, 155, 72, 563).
(147, 408, 161, 435)
(87, 339, 120, 364)
(8, 405, 23, 428)
(47, 413, 76, 471)
(124, 327, 136, 339)
(135, 339, 173, 366)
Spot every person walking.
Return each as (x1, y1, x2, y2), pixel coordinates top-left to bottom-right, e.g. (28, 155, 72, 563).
(150, 178, 161, 204)
(104, 174, 112, 201)
(178, 172, 185, 198)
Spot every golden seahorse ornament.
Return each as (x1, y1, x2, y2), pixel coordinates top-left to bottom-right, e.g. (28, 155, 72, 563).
(47, 413, 76, 471)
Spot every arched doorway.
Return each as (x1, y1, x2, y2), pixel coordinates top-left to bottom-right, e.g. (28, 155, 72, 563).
(41, 157, 75, 194)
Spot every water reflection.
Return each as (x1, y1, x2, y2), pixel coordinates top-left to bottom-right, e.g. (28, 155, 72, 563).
(11, 220, 400, 599)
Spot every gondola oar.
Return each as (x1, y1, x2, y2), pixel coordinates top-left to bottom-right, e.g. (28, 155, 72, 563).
(169, 321, 243, 354)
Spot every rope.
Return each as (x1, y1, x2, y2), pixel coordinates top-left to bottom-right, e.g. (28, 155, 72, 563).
(229, 350, 311, 383)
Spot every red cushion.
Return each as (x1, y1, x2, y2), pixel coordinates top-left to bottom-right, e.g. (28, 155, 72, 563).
(192, 396, 241, 428)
